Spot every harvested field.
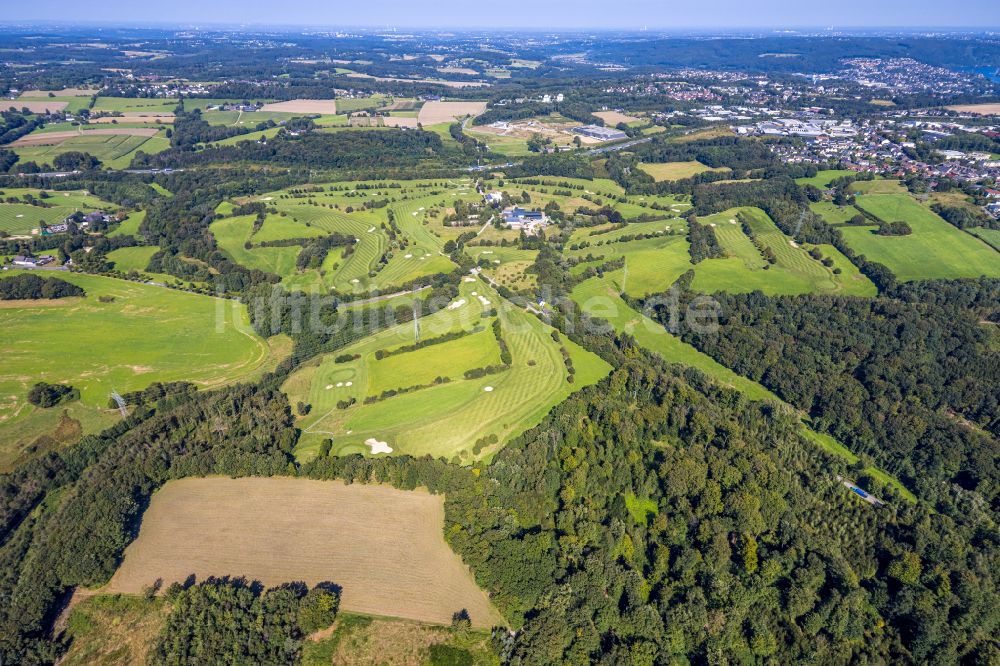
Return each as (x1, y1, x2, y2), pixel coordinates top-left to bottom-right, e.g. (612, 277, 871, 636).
(106, 477, 504, 629)
(417, 100, 487, 125)
(260, 99, 338, 114)
(593, 110, 639, 125)
(8, 127, 158, 146)
(19, 88, 96, 97)
(5, 100, 68, 114)
(945, 103, 1000, 115)
(381, 116, 420, 128)
(437, 66, 478, 75)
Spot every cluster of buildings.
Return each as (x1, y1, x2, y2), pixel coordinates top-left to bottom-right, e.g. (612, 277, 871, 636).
(738, 118, 858, 139)
(10, 254, 56, 268)
(572, 125, 627, 142)
(482, 191, 550, 234)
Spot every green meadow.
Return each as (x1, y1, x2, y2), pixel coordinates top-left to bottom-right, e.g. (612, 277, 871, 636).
(0, 272, 287, 470)
(691, 208, 875, 296)
(970, 227, 1000, 252)
(844, 193, 1000, 281)
(283, 281, 610, 462)
(794, 169, 855, 189)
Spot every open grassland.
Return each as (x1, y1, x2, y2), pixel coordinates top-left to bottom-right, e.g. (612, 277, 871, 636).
(106, 245, 158, 272)
(692, 208, 875, 296)
(568, 234, 692, 297)
(107, 477, 505, 628)
(849, 179, 905, 195)
(0, 188, 116, 235)
(810, 201, 862, 225)
(260, 99, 338, 114)
(91, 97, 178, 114)
(62, 595, 167, 666)
(284, 281, 610, 461)
(638, 161, 725, 182)
(211, 215, 302, 280)
(970, 227, 1000, 252)
(593, 110, 642, 126)
(108, 210, 145, 238)
(795, 169, 855, 188)
(0, 272, 287, 470)
(845, 193, 1000, 281)
(302, 613, 495, 666)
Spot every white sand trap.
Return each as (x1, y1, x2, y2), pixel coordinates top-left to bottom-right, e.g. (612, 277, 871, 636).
(789, 240, 800, 248)
(261, 197, 273, 201)
(709, 223, 716, 227)
(471, 291, 478, 296)
(345, 381, 353, 387)
(336, 382, 344, 387)
(365, 438, 393, 454)
(477, 295, 491, 306)
(419, 207, 425, 211)
(424, 253, 432, 257)
(15, 214, 23, 218)
(480, 250, 493, 255)
(351, 278, 360, 283)
(483, 386, 494, 392)
(367, 226, 375, 233)
(325, 384, 334, 390)
(463, 276, 475, 282)
(447, 298, 467, 310)
(404, 253, 413, 258)
(730, 220, 737, 224)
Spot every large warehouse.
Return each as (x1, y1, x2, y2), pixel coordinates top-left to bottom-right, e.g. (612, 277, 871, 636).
(572, 124, 628, 141)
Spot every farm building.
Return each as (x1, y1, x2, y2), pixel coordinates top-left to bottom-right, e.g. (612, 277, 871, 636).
(572, 125, 628, 141)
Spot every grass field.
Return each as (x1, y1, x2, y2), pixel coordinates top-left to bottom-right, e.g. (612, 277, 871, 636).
(91, 97, 178, 114)
(691, 208, 876, 296)
(302, 613, 495, 666)
(0, 188, 116, 235)
(211, 214, 304, 282)
(849, 179, 906, 195)
(0, 272, 287, 470)
(810, 201, 862, 225)
(567, 234, 693, 297)
(571, 272, 780, 402)
(107, 477, 505, 628)
(106, 245, 158, 272)
(107, 210, 145, 239)
(284, 281, 610, 461)
(638, 161, 726, 182)
(62, 595, 166, 666)
(844, 193, 1000, 281)
(970, 227, 1000, 252)
(795, 169, 855, 189)
(12, 129, 170, 169)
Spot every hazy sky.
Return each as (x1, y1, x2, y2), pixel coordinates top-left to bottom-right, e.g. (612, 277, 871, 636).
(1, 0, 997, 29)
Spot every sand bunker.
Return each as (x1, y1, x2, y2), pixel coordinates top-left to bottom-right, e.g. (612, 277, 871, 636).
(483, 386, 494, 392)
(447, 298, 467, 310)
(365, 438, 393, 454)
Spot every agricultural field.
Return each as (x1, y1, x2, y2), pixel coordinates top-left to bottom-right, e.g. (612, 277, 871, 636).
(691, 208, 876, 296)
(90, 96, 178, 114)
(416, 100, 487, 125)
(260, 99, 337, 114)
(10, 127, 170, 169)
(107, 477, 505, 628)
(0, 272, 287, 470)
(638, 160, 726, 182)
(593, 110, 644, 126)
(107, 210, 145, 238)
(844, 193, 1000, 281)
(0, 187, 117, 235)
(283, 280, 610, 461)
